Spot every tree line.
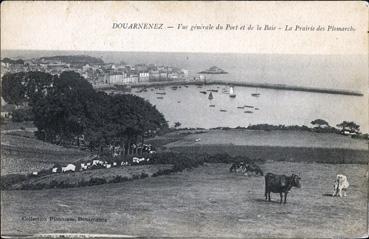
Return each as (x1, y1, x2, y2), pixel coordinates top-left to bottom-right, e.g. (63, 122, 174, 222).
(2, 71, 168, 153)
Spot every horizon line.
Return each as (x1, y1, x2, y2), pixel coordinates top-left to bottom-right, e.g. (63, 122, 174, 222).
(1, 49, 366, 57)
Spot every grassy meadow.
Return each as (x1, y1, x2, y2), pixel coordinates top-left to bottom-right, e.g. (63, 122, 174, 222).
(1, 127, 368, 237)
(1, 162, 367, 238)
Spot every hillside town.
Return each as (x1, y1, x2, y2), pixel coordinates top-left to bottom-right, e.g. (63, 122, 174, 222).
(0, 55, 190, 87)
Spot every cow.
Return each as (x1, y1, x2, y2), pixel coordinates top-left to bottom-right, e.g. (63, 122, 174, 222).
(230, 162, 244, 173)
(265, 173, 301, 204)
(92, 159, 103, 166)
(242, 162, 264, 176)
(80, 163, 88, 171)
(62, 164, 76, 173)
(332, 174, 349, 197)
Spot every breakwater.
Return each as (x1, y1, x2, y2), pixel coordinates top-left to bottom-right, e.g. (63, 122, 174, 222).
(96, 79, 363, 96)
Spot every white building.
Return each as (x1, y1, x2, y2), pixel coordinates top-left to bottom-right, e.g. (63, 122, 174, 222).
(139, 72, 149, 82)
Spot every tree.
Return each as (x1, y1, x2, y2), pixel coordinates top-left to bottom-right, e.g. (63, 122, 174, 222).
(26, 71, 55, 105)
(11, 108, 34, 122)
(1, 71, 53, 105)
(101, 94, 168, 155)
(31, 71, 168, 152)
(32, 71, 97, 144)
(336, 121, 360, 134)
(311, 119, 329, 129)
(174, 122, 181, 128)
(1, 72, 27, 105)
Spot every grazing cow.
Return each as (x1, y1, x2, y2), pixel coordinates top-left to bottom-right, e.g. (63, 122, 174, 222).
(265, 173, 301, 204)
(332, 174, 349, 197)
(133, 157, 146, 164)
(230, 162, 244, 173)
(242, 162, 264, 176)
(52, 168, 58, 173)
(80, 163, 88, 170)
(62, 164, 76, 173)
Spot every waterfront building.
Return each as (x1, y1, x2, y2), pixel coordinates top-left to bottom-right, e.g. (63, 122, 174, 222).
(138, 72, 149, 82)
(168, 72, 179, 79)
(149, 71, 160, 81)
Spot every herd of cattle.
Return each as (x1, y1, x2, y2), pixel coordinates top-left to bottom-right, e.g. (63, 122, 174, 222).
(229, 160, 350, 204)
(31, 156, 151, 177)
(31, 151, 352, 202)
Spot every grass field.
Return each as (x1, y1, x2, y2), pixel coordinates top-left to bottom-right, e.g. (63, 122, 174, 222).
(1, 162, 367, 238)
(1, 128, 368, 237)
(1, 133, 90, 175)
(163, 129, 369, 164)
(164, 129, 368, 150)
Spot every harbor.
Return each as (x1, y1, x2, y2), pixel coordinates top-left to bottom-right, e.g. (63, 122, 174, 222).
(119, 83, 368, 132)
(97, 78, 364, 96)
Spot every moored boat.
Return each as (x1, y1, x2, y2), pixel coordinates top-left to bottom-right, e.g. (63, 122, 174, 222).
(229, 86, 236, 98)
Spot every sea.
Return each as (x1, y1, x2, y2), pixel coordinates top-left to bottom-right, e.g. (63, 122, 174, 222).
(2, 50, 368, 132)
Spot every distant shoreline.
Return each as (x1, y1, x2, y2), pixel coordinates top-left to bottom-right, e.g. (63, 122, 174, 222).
(95, 79, 363, 96)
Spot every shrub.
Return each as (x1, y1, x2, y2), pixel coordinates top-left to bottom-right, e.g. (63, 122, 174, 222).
(351, 133, 369, 140)
(108, 176, 130, 184)
(88, 177, 107, 186)
(140, 173, 149, 179)
(152, 168, 175, 177)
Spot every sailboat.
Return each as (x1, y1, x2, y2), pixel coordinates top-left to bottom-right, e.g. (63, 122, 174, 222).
(208, 92, 214, 100)
(229, 86, 236, 98)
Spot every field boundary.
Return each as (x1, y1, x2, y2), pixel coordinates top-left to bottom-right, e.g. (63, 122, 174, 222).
(168, 144, 369, 164)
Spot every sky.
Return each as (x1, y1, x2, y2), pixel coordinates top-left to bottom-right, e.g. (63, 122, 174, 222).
(1, 1, 368, 55)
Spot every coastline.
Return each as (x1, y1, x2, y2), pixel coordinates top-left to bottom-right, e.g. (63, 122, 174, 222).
(94, 79, 364, 96)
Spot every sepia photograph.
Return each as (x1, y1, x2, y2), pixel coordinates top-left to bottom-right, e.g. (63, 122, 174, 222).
(1, 1, 368, 238)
